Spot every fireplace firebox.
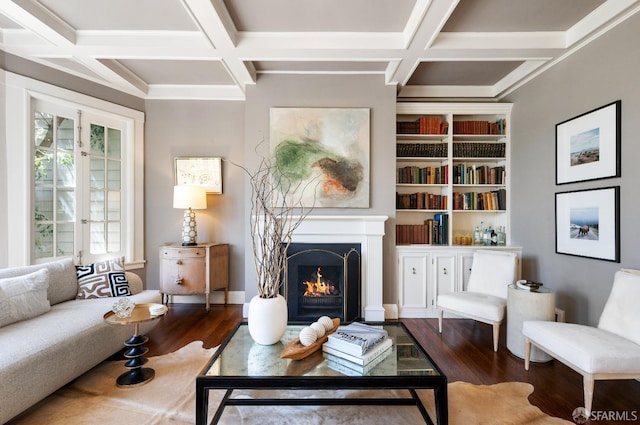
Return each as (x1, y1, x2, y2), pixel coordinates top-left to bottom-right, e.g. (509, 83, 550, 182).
(282, 243, 361, 322)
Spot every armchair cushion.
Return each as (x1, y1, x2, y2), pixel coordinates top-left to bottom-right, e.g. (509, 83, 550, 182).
(466, 250, 517, 298)
(522, 321, 640, 374)
(438, 292, 506, 322)
(598, 269, 640, 345)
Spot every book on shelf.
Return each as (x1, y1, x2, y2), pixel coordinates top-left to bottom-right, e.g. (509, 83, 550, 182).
(322, 337, 394, 366)
(326, 322, 388, 356)
(325, 345, 393, 376)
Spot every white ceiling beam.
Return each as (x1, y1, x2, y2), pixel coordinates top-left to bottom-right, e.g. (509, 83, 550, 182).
(492, 60, 549, 97)
(398, 84, 496, 99)
(566, 0, 640, 46)
(146, 84, 245, 100)
(388, 0, 460, 88)
(181, 0, 255, 93)
(0, 0, 75, 45)
(237, 32, 404, 50)
(432, 32, 566, 50)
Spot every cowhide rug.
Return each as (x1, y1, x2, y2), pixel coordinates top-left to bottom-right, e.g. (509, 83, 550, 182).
(8, 341, 572, 424)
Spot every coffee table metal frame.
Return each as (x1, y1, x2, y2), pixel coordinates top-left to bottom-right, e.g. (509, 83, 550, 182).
(195, 321, 447, 425)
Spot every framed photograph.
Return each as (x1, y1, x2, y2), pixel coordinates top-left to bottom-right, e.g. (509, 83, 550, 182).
(555, 186, 619, 262)
(556, 100, 621, 185)
(174, 157, 222, 194)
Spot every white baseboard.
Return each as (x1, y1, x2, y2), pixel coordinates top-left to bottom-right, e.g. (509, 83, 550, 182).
(383, 303, 398, 320)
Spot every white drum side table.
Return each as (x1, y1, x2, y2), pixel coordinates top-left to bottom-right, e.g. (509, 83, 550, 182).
(507, 284, 555, 362)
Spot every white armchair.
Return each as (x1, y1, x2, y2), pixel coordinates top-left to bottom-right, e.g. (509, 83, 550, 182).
(437, 250, 518, 352)
(523, 268, 640, 415)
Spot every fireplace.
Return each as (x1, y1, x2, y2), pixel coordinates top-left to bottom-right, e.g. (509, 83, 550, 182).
(250, 215, 388, 322)
(283, 243, 361, 322)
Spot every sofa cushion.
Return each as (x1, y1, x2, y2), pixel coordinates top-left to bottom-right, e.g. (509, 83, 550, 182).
(0, 257, 78, 305)
(0, 269, 50, 327)
(76, 257, 131, 299)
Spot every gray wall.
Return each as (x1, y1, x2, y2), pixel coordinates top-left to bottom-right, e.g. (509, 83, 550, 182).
(505, 12, 640, 325)
(144, 100, 246, 291)
(0, 53, 6, 265)
(242, 74, 397, 301)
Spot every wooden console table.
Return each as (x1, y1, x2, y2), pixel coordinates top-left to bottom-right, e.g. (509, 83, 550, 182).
(159, 243, 229, 311)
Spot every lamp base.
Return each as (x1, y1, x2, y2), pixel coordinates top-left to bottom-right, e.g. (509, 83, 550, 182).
(181, 208, 198, 246)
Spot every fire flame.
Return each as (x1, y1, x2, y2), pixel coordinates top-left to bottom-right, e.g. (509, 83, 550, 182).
(303, 267, 336, 296)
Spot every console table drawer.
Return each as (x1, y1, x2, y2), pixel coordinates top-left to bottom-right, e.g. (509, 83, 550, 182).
(161, 247, 206, 259)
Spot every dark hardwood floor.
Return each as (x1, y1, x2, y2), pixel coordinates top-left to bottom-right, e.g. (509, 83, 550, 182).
(139, 304, 639, 424)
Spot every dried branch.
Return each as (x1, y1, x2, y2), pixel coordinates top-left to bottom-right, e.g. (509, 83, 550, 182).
(232, 142, 317, 298)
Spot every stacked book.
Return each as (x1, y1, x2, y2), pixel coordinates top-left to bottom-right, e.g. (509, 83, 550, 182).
(322, 322, 393, 375)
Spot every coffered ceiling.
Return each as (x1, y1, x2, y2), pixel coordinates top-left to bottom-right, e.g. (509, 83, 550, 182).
(0, 0, 638, 101)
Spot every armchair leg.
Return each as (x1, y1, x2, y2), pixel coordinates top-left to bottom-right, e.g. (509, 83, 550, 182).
(583, 374, 595, 416)
(492, 323, 500, 352)
(438, 310, 444, 333)
(524, 338, 531, 370)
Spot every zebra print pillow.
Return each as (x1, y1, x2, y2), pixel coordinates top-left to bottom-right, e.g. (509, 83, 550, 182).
(75, 257, 131, 299)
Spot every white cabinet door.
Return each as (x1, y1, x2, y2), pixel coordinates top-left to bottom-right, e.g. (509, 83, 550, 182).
(398, 252, 429, 317)
(459, 253, 474, 291)
(432, 253, 455, 308)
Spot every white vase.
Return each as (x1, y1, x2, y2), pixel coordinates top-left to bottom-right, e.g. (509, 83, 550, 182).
(247, 294, 288, 345)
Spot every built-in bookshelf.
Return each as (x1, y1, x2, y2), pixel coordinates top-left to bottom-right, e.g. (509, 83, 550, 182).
(395, 103, 513, 246)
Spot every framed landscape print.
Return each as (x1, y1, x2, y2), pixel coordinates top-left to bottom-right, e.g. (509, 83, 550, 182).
(556, 100, 621, 185)
(174, 157, 222, 194)
(555, 186, 619, 262)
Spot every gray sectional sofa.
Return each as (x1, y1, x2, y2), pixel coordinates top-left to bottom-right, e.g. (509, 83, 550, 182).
(0, 258, 161, 424)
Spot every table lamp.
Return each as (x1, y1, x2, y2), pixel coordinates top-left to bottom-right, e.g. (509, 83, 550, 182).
(173, 185, 207, 246)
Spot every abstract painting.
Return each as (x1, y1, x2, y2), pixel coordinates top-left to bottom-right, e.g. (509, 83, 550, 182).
(270, 108, 370, 208)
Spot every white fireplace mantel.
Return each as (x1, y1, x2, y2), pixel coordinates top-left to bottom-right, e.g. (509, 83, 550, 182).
(289, 215, 388, 322)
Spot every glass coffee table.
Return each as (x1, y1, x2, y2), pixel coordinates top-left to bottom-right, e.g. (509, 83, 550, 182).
(195, 322, 447, 425)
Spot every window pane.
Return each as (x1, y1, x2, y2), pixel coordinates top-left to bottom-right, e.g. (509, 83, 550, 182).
(90, 158, 105, 189)
(107, 159, 121, 190)
(34, 149, 53, 184)
(90, 222, 106, 254)
(107, 191, 121, 220)
(90, 124, 105, 155)
(35, 223, 53, 259)
(107, 128, 121, 159)
(90, 190, 105, 221)
(34, 112, 53, 147)
(56, 189, 75, 221)
(108, 222, 121, 252)
(56, 152, 75, 186)
(57, 116, 75, 151)
(56, 223, 74, 256)
(35, 187, 53, 221)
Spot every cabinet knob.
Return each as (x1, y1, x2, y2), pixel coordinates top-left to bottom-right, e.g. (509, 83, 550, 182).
(443, 267, 447, 275)
(412, 267, 416, 274)
(175, 276, 183, 285)
(176, 260, 182, 265)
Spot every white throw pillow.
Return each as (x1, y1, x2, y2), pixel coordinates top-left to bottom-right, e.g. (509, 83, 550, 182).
(76, 257, 131, 299)
(0, 269, 51, 327)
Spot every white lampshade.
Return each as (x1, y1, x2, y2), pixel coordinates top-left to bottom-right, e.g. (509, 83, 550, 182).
(173, 185, 207, 210)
